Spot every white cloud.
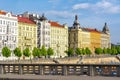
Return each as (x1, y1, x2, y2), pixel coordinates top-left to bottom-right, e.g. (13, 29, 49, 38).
(46, 10, 77, 19)
(96, 0, 112, 8)
(72, 0, 120, 14)
(72, 3, 90, 10)
(95, 0, 120, 13)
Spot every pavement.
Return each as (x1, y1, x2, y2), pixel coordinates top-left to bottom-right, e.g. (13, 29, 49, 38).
(0, 74, 120, 80)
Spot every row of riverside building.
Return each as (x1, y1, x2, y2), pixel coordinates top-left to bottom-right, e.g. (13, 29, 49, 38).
(0, 10, 110, 59)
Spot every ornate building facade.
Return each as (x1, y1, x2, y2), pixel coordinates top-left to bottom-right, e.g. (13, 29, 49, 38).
(101, 23, 111, 48)
(69, 15, 110, 53)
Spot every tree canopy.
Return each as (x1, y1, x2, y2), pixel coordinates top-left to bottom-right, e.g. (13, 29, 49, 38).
(95, 48, 103, 55)
(2, 46, 11, 58)
(41, 45, 47, 57)
(13, 47, 22, 58)
(47, 47, 54, 57)
(75, 48, 82, 55)
(23, 48, 31, 57)
(32, 47, 41, 57)
(65, 48, 74, 57)
(85, 47, 91, 55)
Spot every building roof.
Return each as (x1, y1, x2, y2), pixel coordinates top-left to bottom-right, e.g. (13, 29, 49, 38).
(18, 16, 36, 24)
(84, 28, 101, 33)
(49, 21, 64, 28)
(0, 10, 7, 15)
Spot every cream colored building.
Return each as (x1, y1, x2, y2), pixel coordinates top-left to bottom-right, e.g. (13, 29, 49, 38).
(69, 15, 110, 53)
(18, 16, 37, 54)
(49, 21, 68, 58)
(68, 16, 91, 51)
(101, 23, 111, 49)
(68, 15, 82, 51)
(81, 29, 90, 48)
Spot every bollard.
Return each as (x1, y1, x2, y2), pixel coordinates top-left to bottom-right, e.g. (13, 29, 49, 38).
(117, 66, 120, 77)
(88, 65, 95, 76)
(19, 65, 23, 75)
(63, 65, 67, 76)
(39, 65, 44, 75)
(0, 65, 4, 74)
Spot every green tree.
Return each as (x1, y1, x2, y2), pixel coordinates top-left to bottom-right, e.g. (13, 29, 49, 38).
(2, 46, 11, 58)
(13, 47, 22, 61)
(116, 46, 120, 54)
(103, 48, 107, 54)
(85, 47, 92, 55)
(111, 47, 117, 55)
(32, 47, 41, 58)
(82, 48, 86, 55)
(23, 48, 31, 59)
(41, 45, 47, 57)
(95, 48, 103, 55)
(65, 48, 74, 57)
(107, 48, 112, 54)
(75, 48, 82, 56)
(47, 47, 54, 58)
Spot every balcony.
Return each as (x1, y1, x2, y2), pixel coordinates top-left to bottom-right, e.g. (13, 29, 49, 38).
(25, 42, 32, 46)
(24, 37, 31, 40)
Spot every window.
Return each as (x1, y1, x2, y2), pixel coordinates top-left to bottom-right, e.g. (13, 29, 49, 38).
(12, 22, 14, 26)
(23, 27, 25, 30)
(12, 36, 14, 41)
(0, 20, 2, 24)
(12, 29, 14, 33)
(14, 22, 16, 26)
(3, 21, 5, 25)
(3, 28, 5, 33)
(3, 36, 5, 40)
(34, 28, 36, 31)
(0, 36, 2, 40)
(26, 27, 29, 30)
(0, 28, 2, 32)
(34, 40, 36, 44)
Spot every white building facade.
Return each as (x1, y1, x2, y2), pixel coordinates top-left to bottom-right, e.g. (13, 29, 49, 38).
(0, 11, 18, 58)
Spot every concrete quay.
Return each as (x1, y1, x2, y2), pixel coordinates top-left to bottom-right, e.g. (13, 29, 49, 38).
(0, 74, 120, 80)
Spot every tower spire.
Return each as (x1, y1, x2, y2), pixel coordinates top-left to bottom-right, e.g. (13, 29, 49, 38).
(75, 15, 78, 20)
(73, 15, 80, 29)
(39, 13, 47, 21)
(102, 22, 109, 34)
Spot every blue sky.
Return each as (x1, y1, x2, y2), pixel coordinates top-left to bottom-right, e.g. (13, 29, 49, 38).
(0, 0, 120, 44)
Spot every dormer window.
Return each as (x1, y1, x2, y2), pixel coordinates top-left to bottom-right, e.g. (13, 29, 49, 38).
(6, 13, 11, 17)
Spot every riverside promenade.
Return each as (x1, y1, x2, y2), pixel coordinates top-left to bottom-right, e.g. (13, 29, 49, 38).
(0, 74, 120, 80)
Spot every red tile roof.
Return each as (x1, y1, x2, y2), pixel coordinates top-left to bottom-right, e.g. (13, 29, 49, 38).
(18, 16, 35, 24)
(0, 10, 7, 15)
(49, 21, 64, 28)
(84, 28, 101, 33)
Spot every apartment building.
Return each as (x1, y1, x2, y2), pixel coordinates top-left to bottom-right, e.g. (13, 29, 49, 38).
(49, 21, 68, 58)
(17, 16, 37, 55)
(0, 10, 18, 58)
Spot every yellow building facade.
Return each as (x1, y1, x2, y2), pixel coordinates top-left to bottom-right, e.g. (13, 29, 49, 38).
(69, 15, 110, 54)
(49, 21, 68, 58)
(89, 29, 101, 53)
(81, 30, 90, 48)
(18, 16, 37, 54)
